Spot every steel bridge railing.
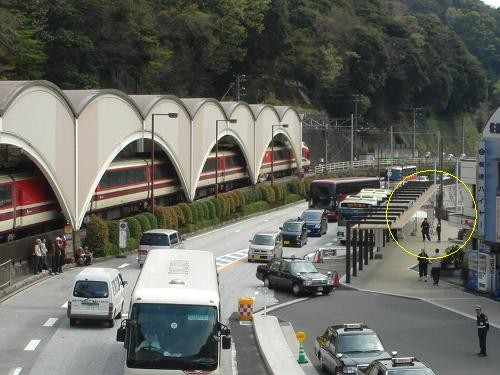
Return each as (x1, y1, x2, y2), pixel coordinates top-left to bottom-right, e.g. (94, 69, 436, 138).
(313, 158, 445, 175)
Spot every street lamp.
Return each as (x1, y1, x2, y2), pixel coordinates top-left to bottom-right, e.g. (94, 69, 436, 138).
(271, 124, 289, 185)
(215, 119, 237, 198)
(150, 112, 178, 213)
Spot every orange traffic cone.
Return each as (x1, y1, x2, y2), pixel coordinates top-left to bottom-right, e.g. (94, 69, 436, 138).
(332, 271, 340, 288)
(313, 250, 321, 263)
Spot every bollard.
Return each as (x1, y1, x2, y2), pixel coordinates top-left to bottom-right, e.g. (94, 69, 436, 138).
(296, 331, 308, 364)
(238, 297, 254, 321)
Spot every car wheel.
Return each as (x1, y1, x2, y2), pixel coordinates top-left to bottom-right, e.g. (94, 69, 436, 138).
(108, 318, 115, 328)
(69, 318, 77, 327)
(263, 277, 273, 289)
(298, 240, 302, 247)
(292, 283, 302, 296)
(322, 289, 331, 296)
(334, 366, 342, 375)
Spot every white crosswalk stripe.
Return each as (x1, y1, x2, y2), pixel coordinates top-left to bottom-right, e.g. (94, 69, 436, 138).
(118, 263, 129, 269)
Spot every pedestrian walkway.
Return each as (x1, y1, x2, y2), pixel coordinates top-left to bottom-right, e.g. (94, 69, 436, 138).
(342, 219, 500, 327)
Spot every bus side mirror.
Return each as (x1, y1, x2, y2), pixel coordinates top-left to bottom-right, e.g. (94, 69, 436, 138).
(116, 323, 126, 342)
(222, 335, 232, 350)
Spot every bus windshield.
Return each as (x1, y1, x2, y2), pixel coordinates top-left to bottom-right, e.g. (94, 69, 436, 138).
(309, 182, 334, 209)
(127, 303, 219, 371)
(338, 205, 372, 226)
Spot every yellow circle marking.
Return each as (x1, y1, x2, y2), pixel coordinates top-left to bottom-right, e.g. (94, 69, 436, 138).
(385, 169, 477, 260)
(296, 331, 306, 342)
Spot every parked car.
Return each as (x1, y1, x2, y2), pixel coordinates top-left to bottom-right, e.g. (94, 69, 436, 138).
(280, 218, 308, 247)
(248, 230, 283, 262)
(137, 229, 184, 266)
(315, 323, 391, 374)
(301, 209, 328, 236)
(256, 257, 333, 296)
(360, 356, 436, 375)
(67, 267, 127, 327)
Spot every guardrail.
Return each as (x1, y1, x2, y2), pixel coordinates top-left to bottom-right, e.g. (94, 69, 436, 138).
(0, 259, 11, 288)
(313, 158, 448, 175)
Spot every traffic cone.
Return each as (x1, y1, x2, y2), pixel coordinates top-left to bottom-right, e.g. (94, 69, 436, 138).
(332, 271, 340, 288)
(314, 250, 320, 263)
(297, 342, 308, 364)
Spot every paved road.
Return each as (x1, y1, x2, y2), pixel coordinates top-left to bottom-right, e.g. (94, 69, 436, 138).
(270, 288, 500, 375)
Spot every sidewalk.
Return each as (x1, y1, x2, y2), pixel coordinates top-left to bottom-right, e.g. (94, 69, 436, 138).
(341, 219, 500, 328)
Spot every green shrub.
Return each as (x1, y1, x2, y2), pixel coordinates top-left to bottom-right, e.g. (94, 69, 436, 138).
(206, 200, 217, 219)
(126, 217, 141, 239)
(144, 212, 158, 229)
(165, 207, 179, 229)
(178, 203, 193, 224)
(285, 193, 302, 204)
(242, 201, 271, 215)
(104, 241, 119, 256)
(127, 237, 139, 251)
(190, 203, 199, 223)
(107, 220, 120, 246)
(154, 207, 167, 228)
(86, 215, 108, 257)
(135, 214, 151, 232)
(288, 180, 299, 194)
(172, 205, 185, 226)
(200, 201, 210, 219)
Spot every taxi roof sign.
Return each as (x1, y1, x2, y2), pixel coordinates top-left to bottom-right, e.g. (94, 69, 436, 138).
(343, 323, 363, 330)
(392, 357, 415, 365)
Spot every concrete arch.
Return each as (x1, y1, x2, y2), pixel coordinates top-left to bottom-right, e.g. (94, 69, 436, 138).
(0, 81, 77, 227)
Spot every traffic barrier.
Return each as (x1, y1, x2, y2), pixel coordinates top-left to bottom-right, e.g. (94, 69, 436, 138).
(296, 331, 308, 364)
(332, 271, 340, 288)
(238, 297, 254, 321)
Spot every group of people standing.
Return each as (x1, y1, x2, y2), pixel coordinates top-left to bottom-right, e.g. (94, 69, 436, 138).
(33, 236, 66, 275)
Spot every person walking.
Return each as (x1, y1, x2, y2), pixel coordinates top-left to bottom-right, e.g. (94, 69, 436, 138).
(417, 249, 429, 282)
(421, 218, 431, 241)
(33, 239, 42, 274)
(52, 237, 63, 275)
(59, 235, 66, 273)
(475, 305, 489, 356)
(430, 248, 441, 285)
(436, 220, 442, 242)
(40, 238, 48, 271)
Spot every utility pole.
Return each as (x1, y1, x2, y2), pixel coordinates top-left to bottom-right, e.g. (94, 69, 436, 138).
(461, 115, 465, 156)
(352, 95, 361, 158)
(324, 119, 328, 165)
(234, 74, 246, 101)
(411, 107, 423, 158)
(350, 114, 354, 170)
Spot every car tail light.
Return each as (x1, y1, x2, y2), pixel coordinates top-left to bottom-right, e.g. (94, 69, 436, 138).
(138, 248, 148, 256)
(108, 303, 114, 318)
(67, 301, 71, 316)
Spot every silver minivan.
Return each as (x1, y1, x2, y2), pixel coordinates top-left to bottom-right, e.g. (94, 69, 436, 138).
(137, 229, 183, 266)
(248, 230, 283, 262)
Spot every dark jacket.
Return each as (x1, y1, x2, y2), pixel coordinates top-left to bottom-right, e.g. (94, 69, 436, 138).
(421, 220, 430, 233)
(418, 252, 429, 266)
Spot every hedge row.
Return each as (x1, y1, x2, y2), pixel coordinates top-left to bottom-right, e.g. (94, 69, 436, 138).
(85, 177, 309, 254)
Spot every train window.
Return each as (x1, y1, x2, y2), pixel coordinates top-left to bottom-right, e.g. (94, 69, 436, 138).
(127, 168, 146, 184)
(153, 165, 172, 180)
(226, 154, 244, 168)
(0, 185, 12, 207)
(202, 158, 217, 173)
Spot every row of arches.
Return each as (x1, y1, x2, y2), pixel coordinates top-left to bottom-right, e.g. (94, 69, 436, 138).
(0, 81, 302, 231)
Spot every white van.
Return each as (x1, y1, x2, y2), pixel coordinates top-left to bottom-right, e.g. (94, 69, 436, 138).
(137, 229, 183, 266)
(248, 230, 283, 262)
(67, 267, 127, 327)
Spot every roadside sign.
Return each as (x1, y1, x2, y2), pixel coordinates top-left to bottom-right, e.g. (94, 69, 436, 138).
(119, 221, 128, 249)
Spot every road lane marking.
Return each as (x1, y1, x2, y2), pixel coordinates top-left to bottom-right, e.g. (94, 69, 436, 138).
(326, 242, 333, 246)
(224, 254, 243, 260)
(216, 258, 232, 264)
(118, 263, 129, 268)
(24, 340, 41, 351)
(43, 318, 58, 327)
(236, 249, 249, 254)
(253, 297, 310, 316)
(235, 229, 240, 233)
(61, 301, 68, 309)
(11, 368, 22, 375)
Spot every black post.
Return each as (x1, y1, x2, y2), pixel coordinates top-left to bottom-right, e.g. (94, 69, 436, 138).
(358, 229, 363, 271)
(346, 222, 351, 283)
(383, 229, 386, 246)
(369, 229, 374, 259)
(352, 229, 357, 277)
(364, 229, 369, 265)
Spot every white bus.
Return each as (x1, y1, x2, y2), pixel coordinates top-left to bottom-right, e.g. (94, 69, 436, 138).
(337, 196, 379, 244)
(116, 249, 231, 374)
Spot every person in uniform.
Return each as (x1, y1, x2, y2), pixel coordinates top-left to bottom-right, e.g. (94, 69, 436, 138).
(421, 218, 431, 241)
(475, 305, 489, 356)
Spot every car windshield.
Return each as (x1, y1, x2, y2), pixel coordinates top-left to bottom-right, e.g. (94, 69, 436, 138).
(252, 234, 274, 246)
(388, 370, 435, 375)
(302, 211, 321, 221)
(127, 303, 218, 371)
(337, 334, 384, 353)
(73, 281, 108, 298)
(140, 233, 169, 246)
(290, 262, 318, 274)
(283, 222, 302, 232)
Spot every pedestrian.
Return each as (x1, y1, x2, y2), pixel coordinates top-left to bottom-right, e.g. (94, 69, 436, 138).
(417, 249, 429, 282)
(430, 248, 441, 285)
(33, 239, 42, 274)
(436, 220, 442, 242)
(475, 305, 489, 356)
(40, 238, 48, 271)
(59, 235, 66, 273)
(52, 237, 63, 275)
(421, 218, 431, 241)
